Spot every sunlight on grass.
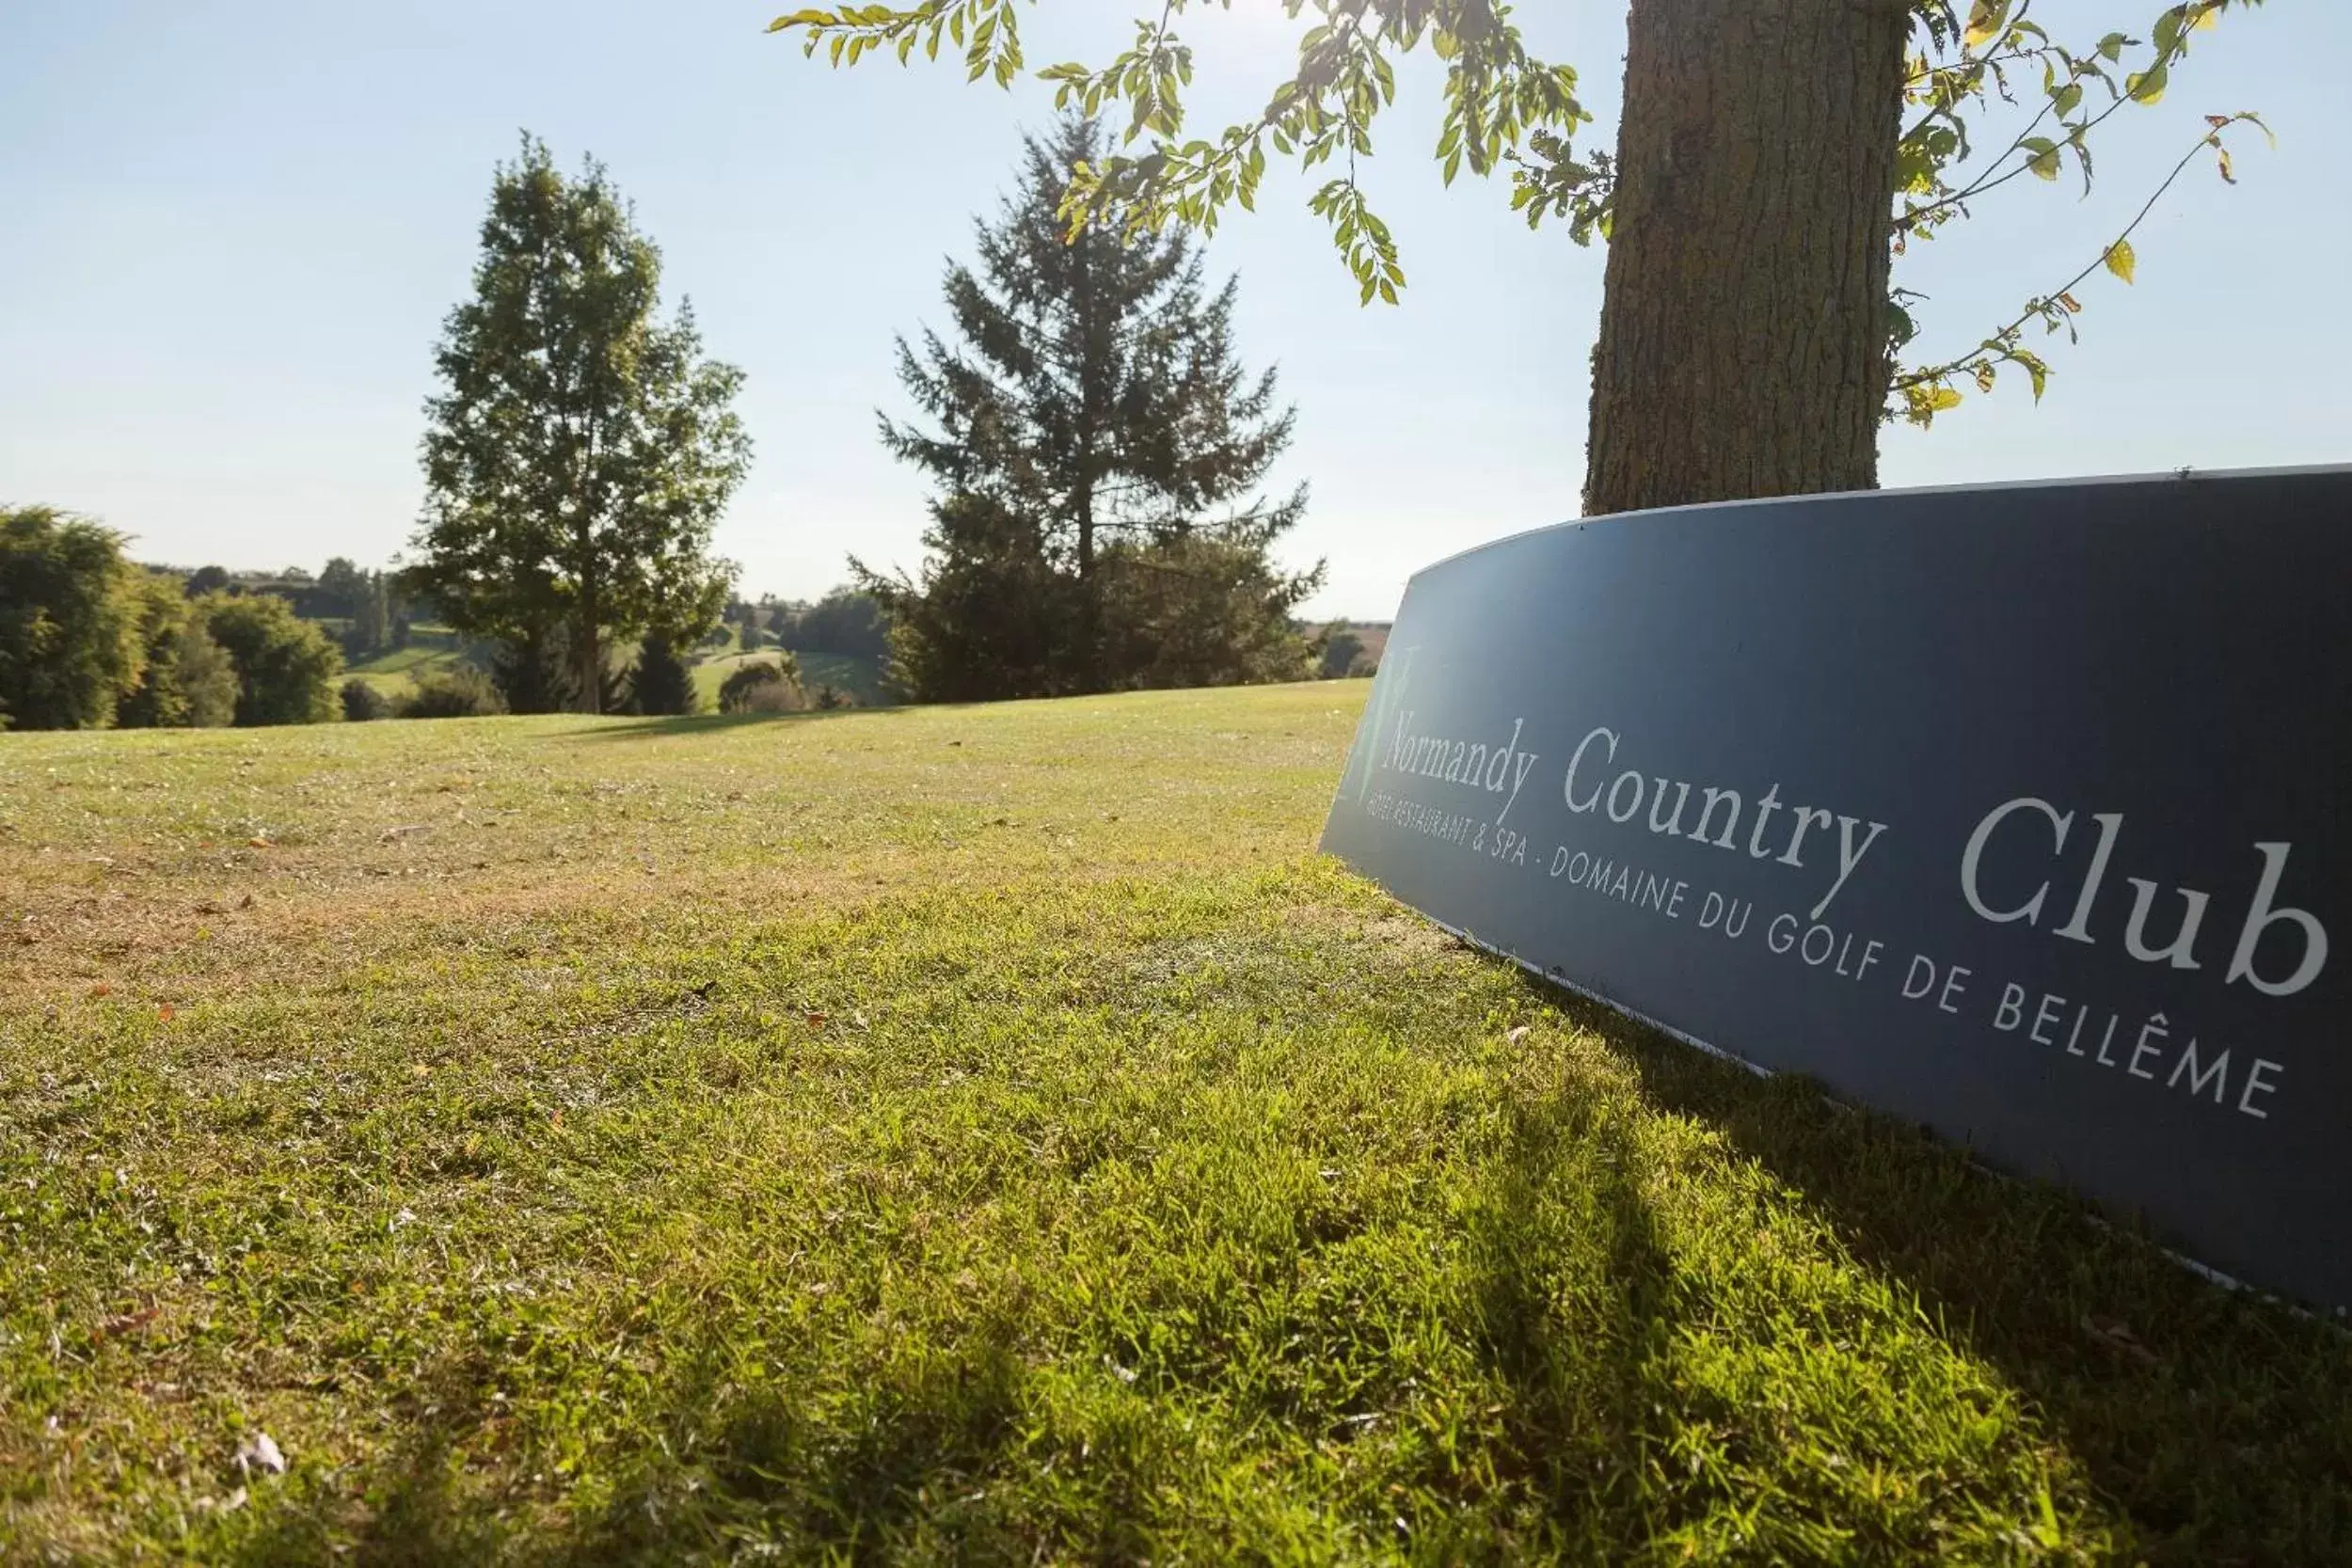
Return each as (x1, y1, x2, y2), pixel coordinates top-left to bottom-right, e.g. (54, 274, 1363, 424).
(2, 687, 2345, 1561)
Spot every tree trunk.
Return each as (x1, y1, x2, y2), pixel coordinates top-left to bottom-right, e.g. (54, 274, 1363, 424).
(1583, 0, 1911, 518)
(1072, 233, 1104, 696)
(577, 575, 601, 717)
(1073, 484, 1098, 694)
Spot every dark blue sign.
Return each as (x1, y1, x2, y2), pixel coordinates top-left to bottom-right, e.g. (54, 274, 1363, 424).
(1321, 467, 2350, 1311)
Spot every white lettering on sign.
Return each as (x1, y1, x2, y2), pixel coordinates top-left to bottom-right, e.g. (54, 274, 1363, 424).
(1561, 725, 1887, 921)
(1378, 711, 1540, 826)
(1961, 798, 2329, 998)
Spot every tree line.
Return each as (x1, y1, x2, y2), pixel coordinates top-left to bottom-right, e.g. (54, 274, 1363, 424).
(0, 508, 341, 731)
(398, 123, 1330, 711)
(2, 118, 1350, 728)
(16, 0, 2256, 730)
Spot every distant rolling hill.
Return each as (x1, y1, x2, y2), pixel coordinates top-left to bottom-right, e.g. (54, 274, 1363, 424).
(693, 649, 890, 708)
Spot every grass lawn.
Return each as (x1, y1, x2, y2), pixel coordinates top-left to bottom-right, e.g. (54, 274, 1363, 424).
(343, 632, 473, 703)
(692, 649, 889, 710)
(2, 686, 2347, 1562)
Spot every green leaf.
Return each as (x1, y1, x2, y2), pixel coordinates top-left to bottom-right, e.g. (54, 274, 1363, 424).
(2104, 238, 2137, 283)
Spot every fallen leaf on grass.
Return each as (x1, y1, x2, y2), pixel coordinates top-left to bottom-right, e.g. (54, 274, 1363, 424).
(88, 983, 111, 999)
(246, 837, 272, 849)
(235, 1432, 286, 1476)
(158, 1005, 176, 1023)
(95, 1307, 160, 1341)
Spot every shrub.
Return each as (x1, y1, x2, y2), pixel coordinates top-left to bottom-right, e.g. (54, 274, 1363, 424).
(735, 679, 805, 714)
(397, 667, 507, 720)
(0, 505, 143, 729)
(341, 678, 392, 721)
(718, 658, 805, 714)
(195, 592, 342, 725)
(116, 570, 236, 729)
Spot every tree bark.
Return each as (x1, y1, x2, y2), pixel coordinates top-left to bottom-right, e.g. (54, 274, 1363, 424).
(577, 562, 601, 717)
(1583, 0, 1912, 518)
(1072, 232, 1104, 695)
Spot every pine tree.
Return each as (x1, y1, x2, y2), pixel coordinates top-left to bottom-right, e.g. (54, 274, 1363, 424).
(862, 117, 1322, 702)
(405, 135, 749, 713)
(626, 631, 697, 715)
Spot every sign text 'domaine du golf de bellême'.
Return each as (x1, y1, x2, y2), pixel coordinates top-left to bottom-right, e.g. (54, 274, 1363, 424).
(1320, 467, 2349, 1310)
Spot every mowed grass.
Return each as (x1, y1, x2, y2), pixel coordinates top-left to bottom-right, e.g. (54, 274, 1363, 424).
(2, 687, 2347, 1563)
(691, 650, 889, 709)
(343, 634, 473, 703)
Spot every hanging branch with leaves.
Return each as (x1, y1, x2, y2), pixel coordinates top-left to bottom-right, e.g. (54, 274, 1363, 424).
(772, 1, 1592, 306)
(771, 0, 2268, 420)
(1888, 0, 2270, 423)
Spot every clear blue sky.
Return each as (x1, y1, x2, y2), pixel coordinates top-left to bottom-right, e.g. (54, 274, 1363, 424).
(4, 2, 2344, 620)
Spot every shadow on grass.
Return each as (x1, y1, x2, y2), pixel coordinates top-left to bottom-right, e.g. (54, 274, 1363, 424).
(226, 1360, 513, 1567)
(211, 967, 2348, 1562)
(1512, 970, 2352, 1564)
(1457, 1081, 1686, 1550)
(239, 1110, 1692, 1563)
(540, 1333, 1051, 1565)
(557, 706, 909, 742)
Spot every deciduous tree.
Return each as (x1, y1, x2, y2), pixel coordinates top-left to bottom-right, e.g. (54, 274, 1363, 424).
(406, 135, 751, 712)
(0, 505, 142, 730)
(195, 591, 342, 726)
(117, 570, 236, 729)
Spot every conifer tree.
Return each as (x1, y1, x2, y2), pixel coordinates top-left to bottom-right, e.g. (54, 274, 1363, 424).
(626, 631, 698, 715)
(862, 117, 1322, 701)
